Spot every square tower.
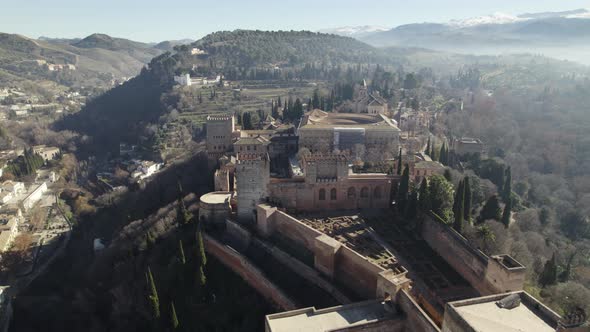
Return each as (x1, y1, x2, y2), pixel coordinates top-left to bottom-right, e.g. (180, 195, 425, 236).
(206, 115, 235, 157)
(236, 153, 270, 223)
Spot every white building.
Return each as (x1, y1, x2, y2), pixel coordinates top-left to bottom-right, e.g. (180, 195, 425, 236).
(173, 73, 192, 86)
(130, 161, 163, 180)
(0, 215, 19, 252)
(1, 181, 25, 196)
(21, 182, 47, 211)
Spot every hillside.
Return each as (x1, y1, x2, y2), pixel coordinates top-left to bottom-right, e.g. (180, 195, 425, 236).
(191, 30, 394, 67)
(0, 32, 165, 88)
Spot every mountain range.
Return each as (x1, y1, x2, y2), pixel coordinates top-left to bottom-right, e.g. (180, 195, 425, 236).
(324, 8, 590, 64)
(0, 33, 195, 88)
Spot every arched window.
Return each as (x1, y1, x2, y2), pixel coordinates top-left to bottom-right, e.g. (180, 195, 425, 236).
(347, 187, 356, 199)
(374, 186, 382, 199)
(319, 188, 326, 201)
(361, 187, 369, 198)
(330, 188, 337, 200)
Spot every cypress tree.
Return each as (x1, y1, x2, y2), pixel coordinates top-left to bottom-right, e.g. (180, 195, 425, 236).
(396, 148, 402, 175)
(405, 191, 418, 220)
(177, 182, 193, 225)
(539, 253, 558, 287)
(430, 144, 437, 161)
(426, 137, 431, 156)
(397, 164, 410, 213)
(198, 264, 207, 287)
(278, 96, 282, 107)
(439, 143, 446, 165)
(502, 167, 512, 203)
(418, 179, 430, 212)
(463, 177, 472, 224)
(501, 198, 512, 228)
(197, 227, 207, 267)
(453, 180, 465, 233)
(170, 301, 179, 329)
(147, 267, 160, 318)
(179, 240, 186, 265)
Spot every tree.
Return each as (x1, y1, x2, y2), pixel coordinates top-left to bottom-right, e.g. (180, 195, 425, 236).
(479, 195, 501, 222)
(396, 148, 402, 175)
(463, 177, 472, 224)
(418, 179, 430, 212)
(405, 191, 418, 220)
(560, 211, 589, 240)
(425, 137, 431, 156)
(147, 267, 160, 318)
(501, 198, 512, 228)
(242, 112, 253, 130)
(177, 182, 193, 225)
(197, 226, 207, 267)
(453, 180, 465, 233)
(178, 240, 186, 264)
(443, 169, 453, 182)
(312, 89, 320, 109)
(170, 301, 179, 329)
(539, 253, 558, 287)
(476, 224, 496, 249)
(397, 164, 410, 213)
(427, 175, 455, 221)
(559, 252, 576, 283)
(502, 166, 512, 203)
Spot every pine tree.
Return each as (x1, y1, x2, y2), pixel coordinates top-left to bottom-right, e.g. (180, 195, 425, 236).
(539, 253, 558, 287)
(396, 148, 402, 175)
(453, 180, 465, 233)
(502, 166, 512, 203)
(147, 267, 160, 318)
(179, 240, 186, 264)
(463, 177, 472, 224)
(170, 301, 179, 329)
(397, 165, 410, 213)
(501, 198, 512, 228)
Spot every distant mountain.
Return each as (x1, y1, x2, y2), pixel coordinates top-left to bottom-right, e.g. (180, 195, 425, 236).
(360, 9, 590, 64)
(318, 26, 390, 38)
(0, 32, 165, 87)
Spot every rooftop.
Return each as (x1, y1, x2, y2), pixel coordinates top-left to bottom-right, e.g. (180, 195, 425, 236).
(447, 291, 561, 332)
(200, 192, 233, 205)
(234, 136, 270, 145)
(266, 300, 397, 332)
(301, 110, 399, 130)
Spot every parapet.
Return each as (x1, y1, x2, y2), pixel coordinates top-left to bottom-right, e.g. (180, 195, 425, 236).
(207, 115, 233, 122)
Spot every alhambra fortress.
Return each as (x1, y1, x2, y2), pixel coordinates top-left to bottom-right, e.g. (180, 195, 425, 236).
(198, 84, 587, 332)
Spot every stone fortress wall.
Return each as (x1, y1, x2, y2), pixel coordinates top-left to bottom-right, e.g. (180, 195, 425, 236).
(421, 215, 526, 295)
(256, 204, 410, 300)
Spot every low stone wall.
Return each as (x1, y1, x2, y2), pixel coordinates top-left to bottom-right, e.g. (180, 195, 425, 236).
(397, 289, 440, 332)
(421, 215, 525, 295)
(334, 245, 384, 299)
(203, 233, 296, 310)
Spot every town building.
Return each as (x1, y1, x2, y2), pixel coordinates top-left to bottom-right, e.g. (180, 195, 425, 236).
(298, 110, 400, 159)
(130, 160, 163, 181)
(390, 153, 445, 183)
(353, 80, 389, 115)
(32, 145, 60, 162)
(452, 137, 485, 156)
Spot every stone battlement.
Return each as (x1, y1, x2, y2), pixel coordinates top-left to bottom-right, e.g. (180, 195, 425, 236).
(207, 115, 233, 122)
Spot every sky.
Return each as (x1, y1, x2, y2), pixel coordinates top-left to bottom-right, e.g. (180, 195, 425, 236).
(1, 0, 588, 42)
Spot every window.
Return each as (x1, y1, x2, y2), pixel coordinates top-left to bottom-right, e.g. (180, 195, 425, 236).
(361, 187, 369, 198)
(319, 189, 326, 201)
(247, 146, 251, 151)
(347, 187, 356, 199)
(374, 186, 382, 199)
(330, 188, 337, 200)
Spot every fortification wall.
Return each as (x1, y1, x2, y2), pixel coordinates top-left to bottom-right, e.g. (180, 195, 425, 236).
(203, 234, 296, 310)
(421, 216, 525, 295)
(397, 289, 441, 332)
(256, 205, 409, 300)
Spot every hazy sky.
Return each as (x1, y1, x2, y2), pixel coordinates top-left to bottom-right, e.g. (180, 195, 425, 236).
(1, 0, 588, 42)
